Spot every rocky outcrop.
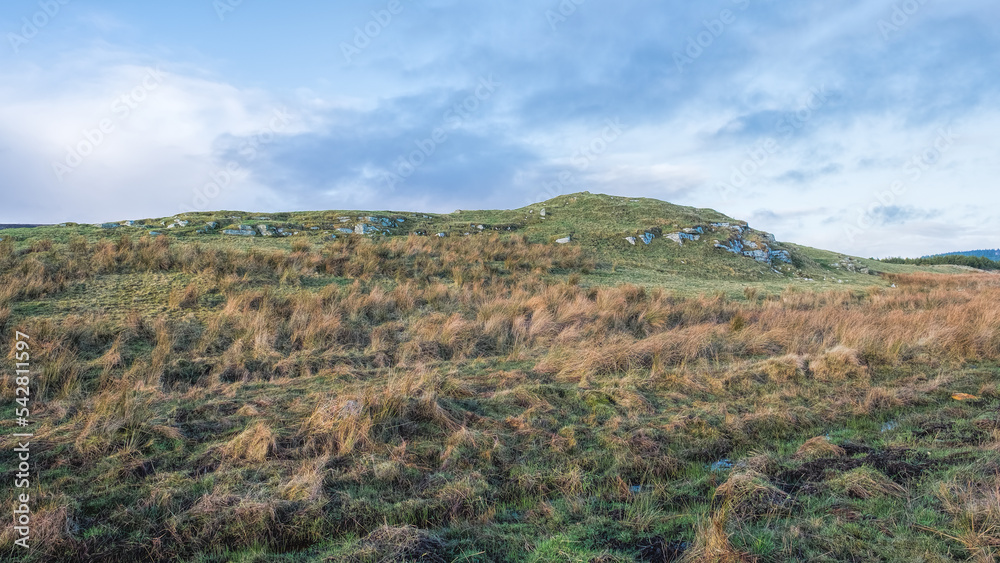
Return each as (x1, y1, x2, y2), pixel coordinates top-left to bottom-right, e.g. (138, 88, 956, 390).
(619, 220, 792, 267)
(666, 232, 699, 244)
(712, 225, 792, 265)
(831, 256, 872, 274)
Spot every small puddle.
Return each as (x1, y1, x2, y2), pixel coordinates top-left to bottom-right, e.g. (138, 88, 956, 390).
(709, 459, 733, 472)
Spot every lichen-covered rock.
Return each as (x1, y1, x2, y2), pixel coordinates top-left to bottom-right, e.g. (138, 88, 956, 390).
(771, 250, 792, 264)
(223, 229, 255, 236)
(715, 239, 744, 254)
(666, 232, 699, 245)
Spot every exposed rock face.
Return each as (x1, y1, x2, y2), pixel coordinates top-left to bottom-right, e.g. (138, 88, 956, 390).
(713, 226, 792, 265)
(666, 232, 699, 245)
(771, 250, 792, 264)
(223, 229, 256, 236)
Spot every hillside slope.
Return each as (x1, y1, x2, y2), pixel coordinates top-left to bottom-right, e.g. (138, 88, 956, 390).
(0, 192, 936, 296)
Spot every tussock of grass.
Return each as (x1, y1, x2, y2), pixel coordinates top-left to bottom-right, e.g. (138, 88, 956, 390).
(795, 436, 846, 460)
(223, 420, 278, 463)
(827, 466, 906, 499)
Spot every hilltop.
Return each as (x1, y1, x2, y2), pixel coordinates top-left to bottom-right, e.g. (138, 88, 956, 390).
(0, 192, 954, 297)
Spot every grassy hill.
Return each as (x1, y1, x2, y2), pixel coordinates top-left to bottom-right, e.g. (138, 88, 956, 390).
(0, 193, 998, 562)
(0, 192, 950, 303)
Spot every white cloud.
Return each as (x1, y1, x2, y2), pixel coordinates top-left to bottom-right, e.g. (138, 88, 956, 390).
(0, 53, 318, 222)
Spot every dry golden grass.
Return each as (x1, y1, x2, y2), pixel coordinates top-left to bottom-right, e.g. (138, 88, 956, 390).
(932, 478, 1000, 562)
(8, 231, 1000, 561)
(827, 466, 906, 499)
(794, 436, 846, 460)
(223, 420, 277, 464)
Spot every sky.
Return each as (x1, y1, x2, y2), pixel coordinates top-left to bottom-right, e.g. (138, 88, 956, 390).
(0, 0, 997, 257)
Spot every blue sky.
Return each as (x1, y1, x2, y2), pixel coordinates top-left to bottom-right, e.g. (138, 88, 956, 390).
(0, 0, 997, 257)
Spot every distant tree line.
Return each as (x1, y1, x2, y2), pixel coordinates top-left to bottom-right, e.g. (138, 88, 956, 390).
(924, 249, 1000, 261)
(879, 254, 1000, 270)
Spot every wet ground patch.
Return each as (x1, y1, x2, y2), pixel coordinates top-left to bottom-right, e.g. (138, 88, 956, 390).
(584, 522, 690, 562)
(776, 442, 930, 494)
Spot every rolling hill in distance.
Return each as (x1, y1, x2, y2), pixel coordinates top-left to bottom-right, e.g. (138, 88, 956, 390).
(926, 248, 1000, 261)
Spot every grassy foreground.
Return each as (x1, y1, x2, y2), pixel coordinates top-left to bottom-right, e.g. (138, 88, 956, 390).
(0, 205, 998, 561)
